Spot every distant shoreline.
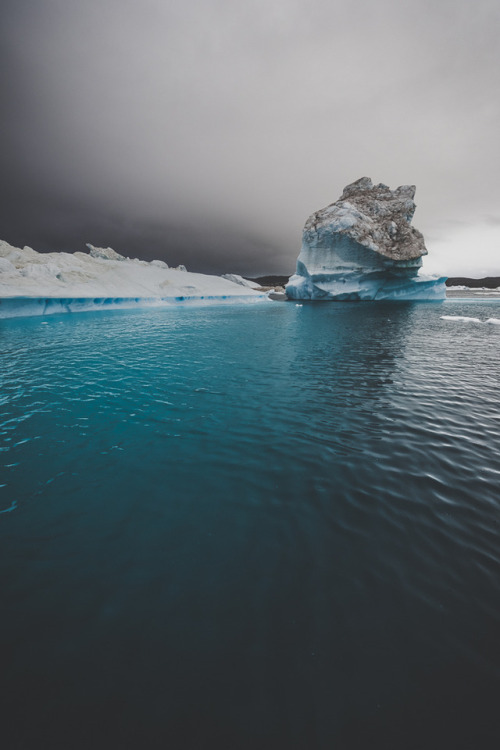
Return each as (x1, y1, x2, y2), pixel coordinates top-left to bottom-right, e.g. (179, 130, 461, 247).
(446, 276, 500, 289)
(446, 289, 500, 298)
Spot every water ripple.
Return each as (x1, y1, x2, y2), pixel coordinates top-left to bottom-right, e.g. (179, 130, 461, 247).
(1, 301, 500, 745)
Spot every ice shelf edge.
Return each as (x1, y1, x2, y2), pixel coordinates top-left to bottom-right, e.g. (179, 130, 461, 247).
(0, 295, 270, 319)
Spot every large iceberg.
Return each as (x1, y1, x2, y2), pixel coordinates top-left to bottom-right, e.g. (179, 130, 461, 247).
(0, 240, 268, 318)
(286, 177, 446, 301)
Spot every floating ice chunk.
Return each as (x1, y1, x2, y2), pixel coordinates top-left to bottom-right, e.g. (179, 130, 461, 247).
(441, 316, 500, 325)
(441, 316, 482, 323)
(268, 291, 287, 301)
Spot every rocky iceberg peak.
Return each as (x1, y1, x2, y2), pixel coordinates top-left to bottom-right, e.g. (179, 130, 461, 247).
(86, 243, 127, 261)
(286, 177, 446, 301)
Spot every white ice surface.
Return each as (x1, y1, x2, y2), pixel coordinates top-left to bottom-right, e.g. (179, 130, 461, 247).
(441, 315, 482, 323)
(440, 315, 500, 324)
(221, 274, 261, 289)
(0, 240, 268, 317)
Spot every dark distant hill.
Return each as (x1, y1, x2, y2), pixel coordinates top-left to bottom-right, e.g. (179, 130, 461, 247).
(446, 277, 500, 288)
(249, 275, 290, 286)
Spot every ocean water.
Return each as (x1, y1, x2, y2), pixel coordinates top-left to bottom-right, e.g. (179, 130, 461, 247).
(1, 300, 500, 749)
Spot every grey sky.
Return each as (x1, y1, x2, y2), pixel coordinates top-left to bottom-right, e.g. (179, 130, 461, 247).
(2, 0, 500, 275)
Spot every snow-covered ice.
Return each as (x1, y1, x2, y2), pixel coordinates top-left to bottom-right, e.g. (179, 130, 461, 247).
(0, 240, 269, 318)
(221, 274, 261, 289)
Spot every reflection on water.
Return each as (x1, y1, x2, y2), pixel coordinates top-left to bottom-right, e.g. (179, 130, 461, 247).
(1, 300, 500, 749)
(289, 303, 416, 458)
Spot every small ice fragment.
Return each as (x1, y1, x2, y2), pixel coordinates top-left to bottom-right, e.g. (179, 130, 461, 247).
(440, 315, 482, 323)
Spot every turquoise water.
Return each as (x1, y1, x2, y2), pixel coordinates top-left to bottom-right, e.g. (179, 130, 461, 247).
(1, 301, 500, 748)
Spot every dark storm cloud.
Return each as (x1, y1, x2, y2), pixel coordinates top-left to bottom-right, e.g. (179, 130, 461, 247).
(0, 180, 286, 275)
(1, 0, 500, 273)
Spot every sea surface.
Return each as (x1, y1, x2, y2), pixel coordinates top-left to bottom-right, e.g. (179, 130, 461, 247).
(1, 300, 500, 749)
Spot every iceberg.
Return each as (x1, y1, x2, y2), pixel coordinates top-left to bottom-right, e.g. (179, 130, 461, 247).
(0, 240, 269, 318)
(286, 177, 446, 301)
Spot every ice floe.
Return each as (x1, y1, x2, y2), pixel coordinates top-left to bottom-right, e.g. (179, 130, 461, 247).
(441, 315, 500, 324)
(0, 240, 269, 318)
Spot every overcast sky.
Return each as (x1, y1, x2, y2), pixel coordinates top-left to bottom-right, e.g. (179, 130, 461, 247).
(1, 0, 499, 276)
